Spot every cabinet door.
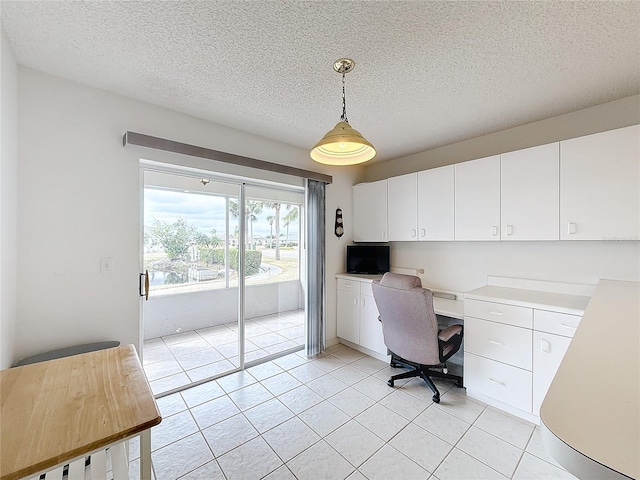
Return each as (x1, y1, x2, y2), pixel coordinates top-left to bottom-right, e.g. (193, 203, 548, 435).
(336, 289, 360, 344)
(353, 180, 388, 242)
(560, 125, 640, 240)
(501, 143, 559, 240)
(358, 294, 386, 354)
(533, 331, 572, 415)
(417, 166, 455, 241)
(455, 155, 501, 241)
(387, 173, 418, 241)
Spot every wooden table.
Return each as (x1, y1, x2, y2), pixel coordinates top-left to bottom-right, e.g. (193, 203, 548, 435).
(0, 344, 161, 480)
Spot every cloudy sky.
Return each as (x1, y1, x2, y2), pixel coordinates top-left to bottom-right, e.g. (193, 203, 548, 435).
(144, 188, 300, 240)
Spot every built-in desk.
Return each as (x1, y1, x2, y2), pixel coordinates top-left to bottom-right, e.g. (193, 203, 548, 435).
(335, 273, 464, 361)
(541, 280, 639, 480)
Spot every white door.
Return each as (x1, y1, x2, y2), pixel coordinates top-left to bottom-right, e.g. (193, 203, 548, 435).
(455, 155, 501, 241)
(560, 125, 640, 240)
(336, 289, 360, 344)
(359, 292, 386, 354)
(501, 143, 559, 240)
(388, 173, 418, 241)
(353, 180, 388, 242)
(417, 166, 455, 241)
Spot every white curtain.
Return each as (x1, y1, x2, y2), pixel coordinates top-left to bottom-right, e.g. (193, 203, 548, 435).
(305, 179, 326, 356)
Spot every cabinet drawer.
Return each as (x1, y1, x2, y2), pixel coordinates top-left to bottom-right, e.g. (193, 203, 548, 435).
(534, 310, 581, 338)
(464, 317, 532, 370)
(465, 353, 533, 413)
(465, 298, 533, 328)
(337, 278, 361, 294)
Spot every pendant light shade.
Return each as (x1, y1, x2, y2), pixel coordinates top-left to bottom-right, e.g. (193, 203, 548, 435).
(311, 59, 376, 165)
(310, 121, 376, 165)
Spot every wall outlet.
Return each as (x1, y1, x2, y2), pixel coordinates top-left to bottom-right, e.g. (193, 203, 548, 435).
(100, 257, 113, 274)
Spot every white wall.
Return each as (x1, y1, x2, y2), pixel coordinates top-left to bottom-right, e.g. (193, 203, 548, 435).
(0, 32, 18, 368)
(392, 241, 640, 293)
(16, 67, 358, 363)
(364, 96, 640, 295)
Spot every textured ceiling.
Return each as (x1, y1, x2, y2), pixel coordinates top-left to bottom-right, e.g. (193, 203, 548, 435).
(2, 1, 639, 162)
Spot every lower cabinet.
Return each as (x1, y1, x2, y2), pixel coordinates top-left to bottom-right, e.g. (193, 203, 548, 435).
(464, 297, 581, 421)
(465, 353, 533, 412)
(336, 276, 387, 356)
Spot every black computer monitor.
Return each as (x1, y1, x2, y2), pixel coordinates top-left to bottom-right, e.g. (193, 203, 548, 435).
(346, 245, 390, 274)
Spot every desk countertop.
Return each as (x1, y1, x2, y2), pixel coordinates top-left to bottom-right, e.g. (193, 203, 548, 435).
(0, 344, 161, 480)
(336, 273, 464, 319)
(464, 285, 590, 316)
(541, 280, 639, 480)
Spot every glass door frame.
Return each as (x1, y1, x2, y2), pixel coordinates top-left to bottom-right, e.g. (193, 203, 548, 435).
(139, 161, 305, 398)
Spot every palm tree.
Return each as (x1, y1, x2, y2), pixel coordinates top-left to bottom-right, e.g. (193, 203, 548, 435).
(282, 206, 299, 244)
(266, 215, 275, 248)
(229, 200, 263, 249)
(263, 202, 282, 260)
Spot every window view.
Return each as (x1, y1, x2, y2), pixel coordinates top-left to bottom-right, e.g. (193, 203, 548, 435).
(144, 191, 301, 294)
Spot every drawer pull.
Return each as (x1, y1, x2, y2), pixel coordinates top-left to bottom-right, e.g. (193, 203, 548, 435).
(560, 323, 577, 329)
(488, 311, 503, 316)
(488, 339, 504, 346)
(353, 297, 358, 306)
(488, 377, 506, 386)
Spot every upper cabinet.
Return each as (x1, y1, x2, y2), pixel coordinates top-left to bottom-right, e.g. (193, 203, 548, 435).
(388, 173, 418, 241)
(353, 179, 388, 242)
(501, 143, 560, 241)
(417, 165, 455, 241)
(560, 125, 640, 241)
(455, 155, 501, 241)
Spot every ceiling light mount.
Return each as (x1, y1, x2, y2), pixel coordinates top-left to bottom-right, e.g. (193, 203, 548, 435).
(311, 58, 376, 166)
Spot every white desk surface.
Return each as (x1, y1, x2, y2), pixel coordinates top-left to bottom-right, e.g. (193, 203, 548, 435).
(541, 280, 639, 480)
(464, 285, 590, 316)
(336, 273, 464, 320)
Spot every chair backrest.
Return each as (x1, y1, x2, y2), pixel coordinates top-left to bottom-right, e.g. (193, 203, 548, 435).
(372, 272, 440, 365)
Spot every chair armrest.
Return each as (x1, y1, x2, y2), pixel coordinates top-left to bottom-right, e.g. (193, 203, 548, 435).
(438, 325, 462, 342)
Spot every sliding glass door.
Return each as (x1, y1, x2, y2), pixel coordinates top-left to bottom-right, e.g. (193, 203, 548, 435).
(141, 168, 305, 396)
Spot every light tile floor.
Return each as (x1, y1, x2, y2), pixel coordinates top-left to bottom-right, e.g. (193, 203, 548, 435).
(129, 344, 578, 480)
(143, 310, 305, 395)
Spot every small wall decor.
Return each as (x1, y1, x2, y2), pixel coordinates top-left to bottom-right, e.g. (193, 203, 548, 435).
(335, 208, 344, 238)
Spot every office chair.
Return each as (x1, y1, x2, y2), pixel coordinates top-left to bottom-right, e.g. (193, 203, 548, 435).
(372, 272, 463, 403)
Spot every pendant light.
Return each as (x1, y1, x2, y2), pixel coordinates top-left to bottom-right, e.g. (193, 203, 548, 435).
(311, 58, 376, 165)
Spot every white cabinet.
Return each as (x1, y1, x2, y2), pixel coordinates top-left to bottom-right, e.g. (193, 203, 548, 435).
(455, 155, 501, 241)
(532, 310, 581, 415)
(464, 287, 585, 422)
(387, 173, 418, 241)
(353, 180, 388, 242)
(417, 165, 455, 241)
(336, 277, 386, 355)
(560, 125, 640, 240)
(336, 285, 360, 344)
(501, 143, 559, 241)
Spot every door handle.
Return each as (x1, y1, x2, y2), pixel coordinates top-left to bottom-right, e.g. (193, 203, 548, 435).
(139, 270, 149, 301)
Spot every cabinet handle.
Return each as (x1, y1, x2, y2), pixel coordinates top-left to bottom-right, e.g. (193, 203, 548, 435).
(560, 323, 577, 329)
(382, 230, 386, 239)
(491, 226, 498, 237)
(344, 283, 352, 288)
(411, 229, 417, 238)
(541, 339, 551, 353)
(506, 225, 513, 236)
(420, 229, 426, 237)
(488, 339, 504, 346)
(488, 311, 503, 316)
(488, 377, 506, 386)
(353, 297, 358, 305)
(361, 298, 365, 307)
(568, 222, 577, 235)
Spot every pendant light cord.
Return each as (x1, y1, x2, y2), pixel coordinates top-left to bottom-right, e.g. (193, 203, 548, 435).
(340, 72, 349, 123)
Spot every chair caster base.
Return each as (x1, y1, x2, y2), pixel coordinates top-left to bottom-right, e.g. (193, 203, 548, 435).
(432, 394, 440, 403)
(390, 363, 399, 368)
(387, 379, 394, 387)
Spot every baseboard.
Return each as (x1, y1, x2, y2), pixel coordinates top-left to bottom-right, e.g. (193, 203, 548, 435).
(466, 389, 540, 425)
